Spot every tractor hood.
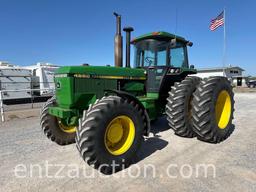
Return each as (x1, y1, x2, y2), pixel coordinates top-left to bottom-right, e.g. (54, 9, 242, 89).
(55, 66, 146, 80)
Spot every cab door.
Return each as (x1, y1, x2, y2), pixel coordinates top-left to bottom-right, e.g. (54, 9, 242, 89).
(143, 48, 169, 93)
(145, 66, 168, 93)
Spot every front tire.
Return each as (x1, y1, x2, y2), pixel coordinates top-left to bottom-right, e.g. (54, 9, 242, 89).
(192, 77, 235, 143)
(76, 96, 144, 174)
(40, 97, 76, 145)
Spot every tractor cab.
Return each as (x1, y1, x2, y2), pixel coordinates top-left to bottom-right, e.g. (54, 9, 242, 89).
(132, 31, 196, 95)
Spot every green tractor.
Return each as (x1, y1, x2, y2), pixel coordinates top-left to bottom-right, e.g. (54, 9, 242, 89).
(40, 13, 235, 173)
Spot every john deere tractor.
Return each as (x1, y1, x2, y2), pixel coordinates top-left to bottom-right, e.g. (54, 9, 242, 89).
(40, 13, 235, 173)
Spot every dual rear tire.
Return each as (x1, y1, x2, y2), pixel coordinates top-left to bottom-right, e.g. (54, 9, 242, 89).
(192, 76, 235, 143)
(166, 76, 201, 138)
(166, 76, 234, 143)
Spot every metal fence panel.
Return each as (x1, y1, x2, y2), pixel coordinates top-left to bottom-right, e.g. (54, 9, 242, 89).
(0, 88, 54, 123)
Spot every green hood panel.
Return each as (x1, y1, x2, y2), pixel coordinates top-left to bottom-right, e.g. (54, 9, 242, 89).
(56, 66, 146, 78)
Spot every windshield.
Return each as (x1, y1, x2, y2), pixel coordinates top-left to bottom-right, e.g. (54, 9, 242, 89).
(134, 40, 169, 67)
(134, 39, 188, 68)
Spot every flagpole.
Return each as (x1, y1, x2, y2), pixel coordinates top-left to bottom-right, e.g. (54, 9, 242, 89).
(223, 8, 226, 76)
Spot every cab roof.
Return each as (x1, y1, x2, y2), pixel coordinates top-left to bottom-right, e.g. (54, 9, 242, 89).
(131, 31, 188, 44)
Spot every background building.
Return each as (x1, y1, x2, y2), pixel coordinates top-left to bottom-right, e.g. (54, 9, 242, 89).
(194, 66, 244, 79)
(192, 66, 248, 87)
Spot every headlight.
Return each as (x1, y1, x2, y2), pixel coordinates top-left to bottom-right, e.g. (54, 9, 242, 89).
(169, 68, 181, 74)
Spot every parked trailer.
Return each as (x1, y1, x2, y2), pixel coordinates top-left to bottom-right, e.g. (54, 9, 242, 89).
(0, 64, 32, 101)
(24, 63, 59, 96)
(0, 61, 58, 105)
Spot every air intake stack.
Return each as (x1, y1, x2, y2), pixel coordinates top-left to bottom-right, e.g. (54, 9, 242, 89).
(123, 27, 134, 68)
(113, 12, 123, 67)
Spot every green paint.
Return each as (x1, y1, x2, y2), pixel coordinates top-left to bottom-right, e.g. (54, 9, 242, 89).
(180, 67, 197, 74)
(55, 77, 74, 108)
(49, 106, 78, 119)
(138, 96, 158, 120)
(48, 31, 198, 124)
(132, 31, 187, 44)
(55, 77, 116, 109)
(60, 116, 78, 127)
(56, 66, 146, 78)
(123, 82, 144, 92)
(146, 93, 159, 99)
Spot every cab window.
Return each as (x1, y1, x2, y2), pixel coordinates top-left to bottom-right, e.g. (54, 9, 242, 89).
(170, 45, 188, 68)
(134, 39, 188, 68)
(134, 40, 168, 67)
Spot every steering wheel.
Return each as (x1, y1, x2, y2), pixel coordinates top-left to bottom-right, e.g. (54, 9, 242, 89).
(145, 57, 155, 66)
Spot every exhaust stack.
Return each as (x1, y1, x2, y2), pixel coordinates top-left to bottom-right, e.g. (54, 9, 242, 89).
(113, 12, 123, 67)
(123, 27, 134, 68)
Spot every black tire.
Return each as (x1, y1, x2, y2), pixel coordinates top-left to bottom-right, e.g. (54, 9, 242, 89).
(76, 96, 144, 174)
(40, 97, 76, 145)
(166, 76, 201, 137)
(192, 76, 235, 143)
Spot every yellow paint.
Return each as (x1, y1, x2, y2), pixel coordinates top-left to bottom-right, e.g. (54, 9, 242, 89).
(74, 74, 90, 78)
(73, 74, 146, 80)
(215, 90, 232, 129)
(104, 115, 135, 156)
(57, 118, 76, 133)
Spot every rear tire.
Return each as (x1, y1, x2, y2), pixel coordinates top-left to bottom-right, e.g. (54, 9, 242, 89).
(192, 76, 235, 143)
(76, 96, 144, 174)
(166, 76, 201, 137)
(40, 97, 76, 145)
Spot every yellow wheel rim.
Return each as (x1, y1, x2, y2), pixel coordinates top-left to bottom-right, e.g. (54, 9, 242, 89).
(104, 115, 135, 156)
(215, 90, 232, 129)
(57, 118, 76, 133)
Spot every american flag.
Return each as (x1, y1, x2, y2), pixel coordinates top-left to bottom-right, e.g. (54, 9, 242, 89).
(210, 11, 224, 31)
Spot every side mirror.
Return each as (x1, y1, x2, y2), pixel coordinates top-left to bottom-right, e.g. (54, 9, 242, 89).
(170, 39, 177, 48)
(187, 41, 193, 47)
(190, 65, 195, 69)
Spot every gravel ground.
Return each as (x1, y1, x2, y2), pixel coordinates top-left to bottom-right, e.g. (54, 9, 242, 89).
(0, 93, 256, 192)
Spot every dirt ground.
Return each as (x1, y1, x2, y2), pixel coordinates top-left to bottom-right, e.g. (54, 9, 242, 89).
(0, 93, 255, 192)
(233, 87, 256, 93)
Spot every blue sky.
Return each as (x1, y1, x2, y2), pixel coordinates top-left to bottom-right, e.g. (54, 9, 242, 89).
(0, 0, 255, 75)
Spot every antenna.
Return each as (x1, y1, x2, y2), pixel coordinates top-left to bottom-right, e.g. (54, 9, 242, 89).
(174, 8, 178, 39)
